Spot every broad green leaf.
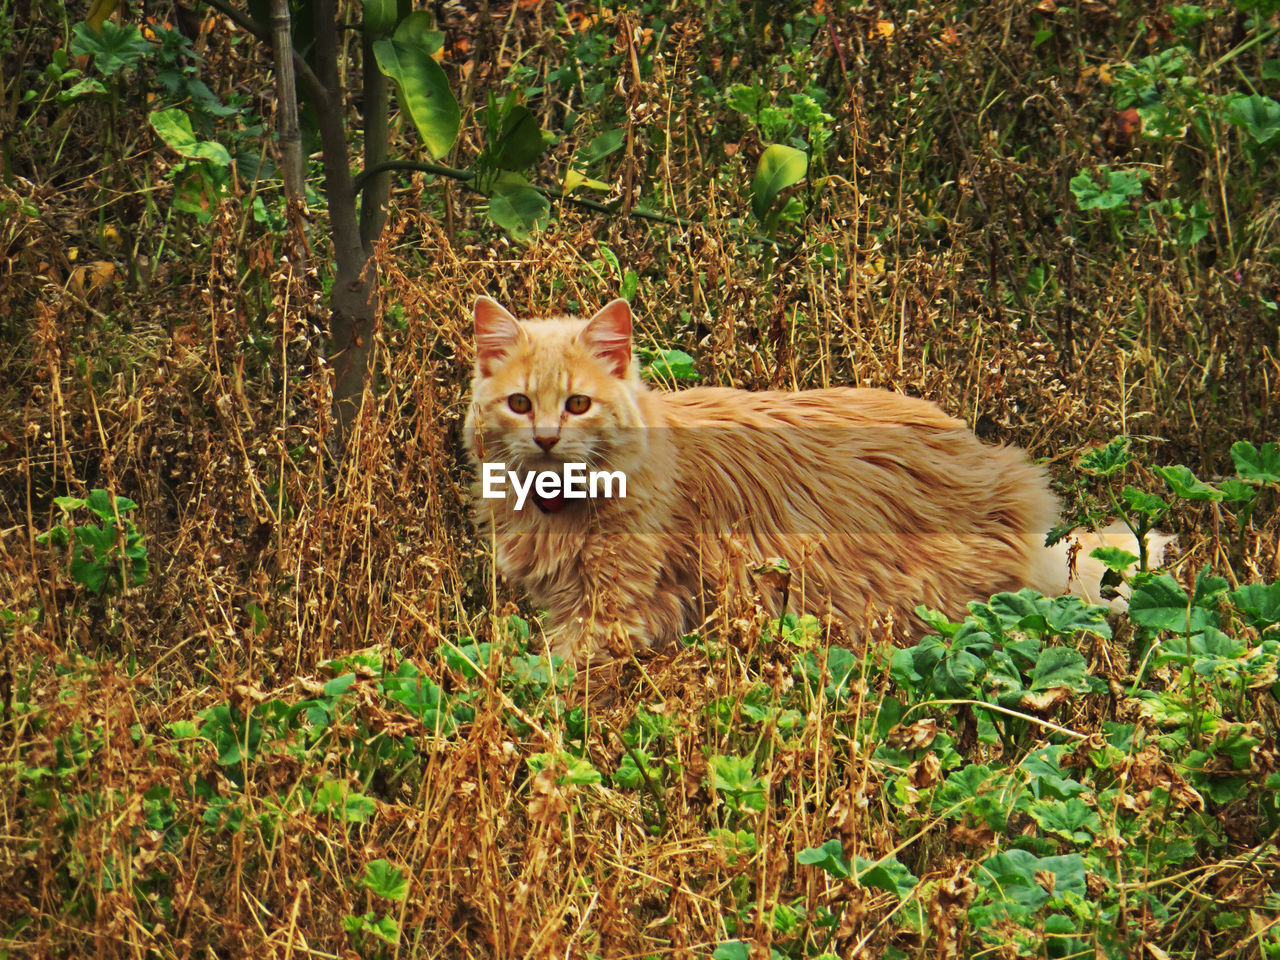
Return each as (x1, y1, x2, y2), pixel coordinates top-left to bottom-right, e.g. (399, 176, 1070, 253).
(1156, 627, 1246, 672)
(1079, 437, 1132, 476)
(854, 855, 917, 898)
(492, 104, 545, 170)
(1121, 486, 1170, 519)
(362, 0, 401, 36)
(1226, 93, 1280, 146)
(86, 488, 118, 519)
(1230, 582, 1280, 628)
(712, 942, 751, 960)
(149, 109, 232, 165)
(74, 524, 116, 552)
(392, 12, 444, 52)
(1029, 647, 1089, 693)
(751, 144, 808, 223)
(1218, 478, 1257, 504)
(797, 838, 852, 879)
(1091, 545, 1138, 572)
(372, 39, 460, 159)
(70, 21, 153, 76)
(1155, 464, 1222, 501)
(323, 673, 357, 698)
(1035, 854, 1087, 897)
(367, 913, 399, 944)
(1029, 798, 1098, 843)
(70, 555, 109, 594)
(487, 180, 550, 242)
(362, 859, 409, 901)
(1070, 167, 1146, 211)
(1230, 440, 1280, 484)
(1129, 574, 1215, 632)
(582, 128, 625, 165)
(937, 648, 985, 697)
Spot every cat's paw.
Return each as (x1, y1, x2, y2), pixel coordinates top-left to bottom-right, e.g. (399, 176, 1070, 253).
(546, 617, 650, 666)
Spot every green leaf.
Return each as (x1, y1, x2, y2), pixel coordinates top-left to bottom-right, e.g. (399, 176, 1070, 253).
(1230, 440, 1280, 484)
(854, 855, 917, 898)
(582, 128, 625, 165)
(1091, 545, 1139, 572)
(1070, 167, 1147, 211)
(492, 104, 545, 170)
(372, 39, 460, 159)
(75, 524, 116, 552)
(85, 489, 117, 520)
(367, 913, 399, 944)
(1129, 574, 1214, 633)
(362, 0, 401, 36)
(1218, 478, 1257, 504)
(1029, 797, 1099, 843)
(1230, 582, 1280, 628)
(70, 21, 153, 76)
(392, 12, 444, 53)
(797, 838, 852, 879)
(1226, 94, 1280, 147)
(641, 348, 700, 381)
(1155, 464, 1223, 501)
(362, 859, 409, 900)
(561, 756, 602, 786)
(487, 180, 550, 242)
(751, 144, 808, 223)
(1079, 437, 1132, 476)
(1029, 647, 1089, 693)
(1121, 486, 1170, 519)
(712, 942, 751, 960)
(311, 780, 376, 822)
(149, 109, 232, 165)
(70, 554, 109, 594)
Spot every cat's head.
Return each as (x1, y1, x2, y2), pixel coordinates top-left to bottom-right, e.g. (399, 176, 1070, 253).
(466, 297, 649, 476)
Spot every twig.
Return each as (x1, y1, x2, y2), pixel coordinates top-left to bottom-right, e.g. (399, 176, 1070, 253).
(195, 0, 329, 112)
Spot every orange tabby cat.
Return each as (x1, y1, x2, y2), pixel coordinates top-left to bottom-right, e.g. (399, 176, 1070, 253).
(465, 297, 1159, 662)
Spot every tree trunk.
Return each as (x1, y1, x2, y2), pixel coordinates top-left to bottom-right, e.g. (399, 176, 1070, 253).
(311, 0, 376, 453)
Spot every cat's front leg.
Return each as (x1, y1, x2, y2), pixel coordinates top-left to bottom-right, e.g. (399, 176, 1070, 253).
(545, 611, 652, 665)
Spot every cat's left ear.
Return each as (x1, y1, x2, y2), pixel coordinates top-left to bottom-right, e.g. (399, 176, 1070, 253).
(580, 298, 633, 377)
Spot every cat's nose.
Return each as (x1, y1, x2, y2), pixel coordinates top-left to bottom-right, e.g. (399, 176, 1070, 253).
(534, 435, 559, 452)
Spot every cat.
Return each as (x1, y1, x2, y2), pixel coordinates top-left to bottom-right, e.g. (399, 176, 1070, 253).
(465, 296, 1170, 663)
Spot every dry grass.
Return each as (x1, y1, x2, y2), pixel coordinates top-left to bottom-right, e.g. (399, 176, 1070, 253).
(2, 0, 1279, 957)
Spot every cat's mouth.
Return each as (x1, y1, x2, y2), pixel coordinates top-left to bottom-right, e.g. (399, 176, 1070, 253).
(531, 492, 567, 514)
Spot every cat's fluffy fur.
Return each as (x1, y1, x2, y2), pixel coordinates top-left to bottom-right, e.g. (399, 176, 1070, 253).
(465, 297, 1167, 662)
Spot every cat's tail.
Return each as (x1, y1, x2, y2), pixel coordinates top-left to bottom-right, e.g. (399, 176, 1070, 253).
(1030, 522, 1178, 612)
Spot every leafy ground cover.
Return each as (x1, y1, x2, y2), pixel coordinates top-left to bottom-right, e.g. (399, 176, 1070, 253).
(1, 0, 1279, 956)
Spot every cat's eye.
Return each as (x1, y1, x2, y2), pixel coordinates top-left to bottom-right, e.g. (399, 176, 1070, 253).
(565, 395, 592, 415)
(507, 393, 532, 414)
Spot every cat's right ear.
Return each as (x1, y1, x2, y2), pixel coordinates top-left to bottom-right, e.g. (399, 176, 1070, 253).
(474, 297, 525, 375)
(580, 298, 633, 377)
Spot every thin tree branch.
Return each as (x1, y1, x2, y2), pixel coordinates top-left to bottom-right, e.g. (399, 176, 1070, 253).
(268, 0, 304, 200)
(352, 160, 688, 229)
(196, 0, 328, 112)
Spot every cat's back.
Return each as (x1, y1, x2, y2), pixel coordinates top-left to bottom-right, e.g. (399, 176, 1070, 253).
(654, 385, 965, 432)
